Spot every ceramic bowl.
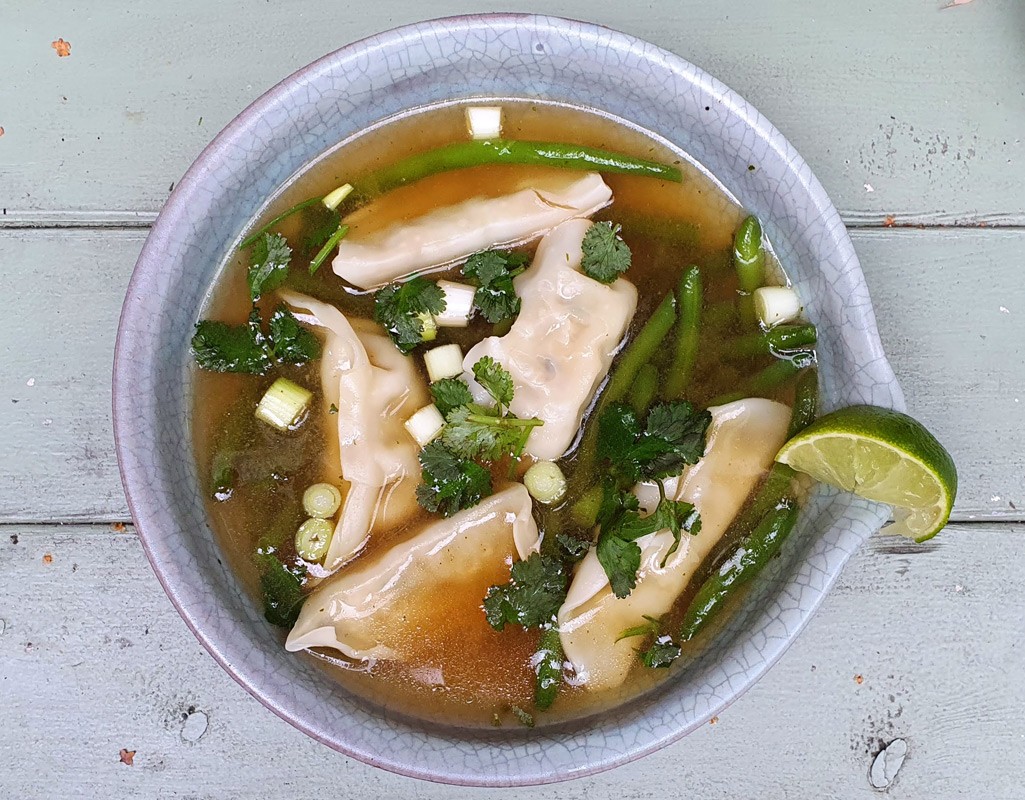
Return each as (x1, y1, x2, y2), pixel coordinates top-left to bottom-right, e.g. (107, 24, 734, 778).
(113, 13, 902, 786)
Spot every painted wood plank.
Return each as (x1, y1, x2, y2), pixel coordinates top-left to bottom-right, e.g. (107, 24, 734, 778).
(1, 0, 1022, 226)
(0, 522, 1018, 798)
(2, 227, 1020, 523)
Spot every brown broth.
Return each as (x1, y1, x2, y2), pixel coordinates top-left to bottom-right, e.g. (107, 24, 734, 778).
(192, 99, 805, 728)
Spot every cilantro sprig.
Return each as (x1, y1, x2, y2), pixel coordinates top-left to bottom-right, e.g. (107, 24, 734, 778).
(373, 276, 446, 353)
(581, 221, 632, 283)
(483, 553, 569, 631)
(191, 305, 321, 374)
(416, 441, 492, 517)
(462, 248, 529, 323)
(247, 233, 292, 301)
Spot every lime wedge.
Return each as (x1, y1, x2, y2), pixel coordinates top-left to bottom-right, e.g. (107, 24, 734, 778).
(775, 405, 957, 542)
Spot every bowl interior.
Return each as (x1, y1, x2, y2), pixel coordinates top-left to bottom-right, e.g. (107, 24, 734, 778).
(114, 13, 902, 786)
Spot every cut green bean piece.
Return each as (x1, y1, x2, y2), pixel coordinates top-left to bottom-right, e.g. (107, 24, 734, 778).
(363, 139, 683, 195)
(533, 627, 564, 711)
(679, 500, 799, 641)
(707, 356, 808, 407)
(723, 324, 818, 359)
(569, 483, 604, 529)
(664, 266, 702, 399)
(629, 363, 659, 416)
(788, 367, 819, 439)
(734, 215, 766, 327)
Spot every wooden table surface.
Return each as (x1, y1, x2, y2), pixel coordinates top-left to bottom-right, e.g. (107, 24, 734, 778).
(2, 2, 1023, 796)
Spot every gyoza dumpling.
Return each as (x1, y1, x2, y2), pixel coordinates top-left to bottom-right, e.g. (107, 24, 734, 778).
(332, 172, 612, 289)
(462, 217, 638, 460)
(557, 398, 792, 691)
(279, 291, 426, 572)
(285, 484, 540, 660)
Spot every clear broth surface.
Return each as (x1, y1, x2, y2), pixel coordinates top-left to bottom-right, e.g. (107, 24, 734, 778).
(193, 99, 798, 727)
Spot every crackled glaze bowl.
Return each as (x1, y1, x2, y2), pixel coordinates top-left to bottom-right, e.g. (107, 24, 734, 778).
(113, 14, 902, 785)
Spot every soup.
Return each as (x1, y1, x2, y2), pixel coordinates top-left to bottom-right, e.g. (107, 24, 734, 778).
(190, 100, 818, 727)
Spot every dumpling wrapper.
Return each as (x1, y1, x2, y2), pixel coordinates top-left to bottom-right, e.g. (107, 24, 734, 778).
(462, 217, 638, 460)
(331, 172, 613, 289)
(285, 484, 540, 660)
(557, 398, 792, 691)
(279, 291, 427, 572)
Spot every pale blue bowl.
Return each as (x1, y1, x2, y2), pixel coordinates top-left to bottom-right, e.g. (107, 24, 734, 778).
(113, 14, 902, 786)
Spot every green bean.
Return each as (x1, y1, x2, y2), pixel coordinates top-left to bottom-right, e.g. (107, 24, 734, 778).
(707, 356, 808, 407)
(308, 224, 349, 275)
(569, 483, 604, 529)
(722, 324, 818, 360)
(679, 500, 799, 642)
(571, 294, 677, 487)
(788, 367, 819, 438)
(533, 627, 564, 711)
(733, 215, 766, 327)
(629, 363, 659, 416)
(364, 139, 683, 195)
(664, 266, 702, 399)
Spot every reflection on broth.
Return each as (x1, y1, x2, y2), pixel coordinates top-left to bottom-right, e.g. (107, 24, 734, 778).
(191, 99, 816, 727)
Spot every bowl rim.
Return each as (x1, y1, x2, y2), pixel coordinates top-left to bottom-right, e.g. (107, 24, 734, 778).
(114, 12, 900, 786)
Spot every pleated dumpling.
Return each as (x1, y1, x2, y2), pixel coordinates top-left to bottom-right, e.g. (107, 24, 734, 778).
(279, 291, 427, 572)
(462, 217, 638, 460)
(285, 484, 541, 660)
(557, 398, 792, 691)
(332, 172, 612, 289)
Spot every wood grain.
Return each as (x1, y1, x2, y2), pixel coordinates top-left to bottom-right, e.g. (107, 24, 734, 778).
(0, 522, 1019, 798)
(1, 0, 1022, 227)
(2, 227, 1020, 523)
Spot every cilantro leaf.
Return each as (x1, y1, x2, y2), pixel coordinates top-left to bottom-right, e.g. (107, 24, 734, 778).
(373, 277, 446, 353)
(581, 221, 631, 283)
(269, 305, 321, 365)
(416, 441, 492, 517)
(596, 531, 642, 599)
(463, 249, 528, 324)
(555, 532, 590, 563)
(191, 309, 273, 374)
(441, 404, 542, 461)
(431, 377, 474, 417)
(483, 553, 568, 630)
(472, 356, 515, 408)
(301, 204, 342, 251)
(598, 401, 712, 483)
(247, 233, 292, 301)
(257, 554, 307, 628)
(641, 635, 681, 669)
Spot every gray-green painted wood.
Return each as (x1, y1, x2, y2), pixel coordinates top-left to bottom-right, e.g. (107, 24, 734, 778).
(2, 228, 1020, 523)
(1, 0, 1023, 227)
(1, 523, 1019, 798)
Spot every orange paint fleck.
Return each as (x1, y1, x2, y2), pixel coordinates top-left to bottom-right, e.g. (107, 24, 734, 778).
(882, 216, 896, 228)
(855, 674, 864, 685)
(709, 716, 719, 725)
(0, 127, 5, 138)
(51, 38, 71, 57)
(111, 522, 126, 532)
(42, 553, 53, 565)
(119, 748, 135, 766)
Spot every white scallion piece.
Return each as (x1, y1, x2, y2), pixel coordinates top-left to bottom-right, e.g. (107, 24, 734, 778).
(417, 312, 438, 342)
(302, 483, 342, 519)
(435, 280, 476, 327)
(754, 286, 803, 328)
(424, 343, 464, 382)
(322, 183, 354, 211)
(523, 461, 567, 505)
(255, 377, 312, 431)
(465, 106, 503, 140)
(295, 518, 334, 562)
(404, 403, 446, 447)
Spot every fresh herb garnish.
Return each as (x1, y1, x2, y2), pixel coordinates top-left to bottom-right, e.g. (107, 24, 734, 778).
(641, 635, 682, 669)
(439, 359, 543, 461)
(483, 553, 569, 631)
(373, 276, 446, 353)
(555, 532, 590, 563)
(257, 553, 307, 628)
(191, 309, 273, 374)
(247, 233, 292, 301)
(581, 221, 632, 284)
(615, 615, 662, 643)
(509, 705, 536, 728)
(462, 248, 528, 323)
(598, 401, 711, 483)
(415, 440, 492, 517)
(431, 377, 475, 417)
(269, 305, 321, 365)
